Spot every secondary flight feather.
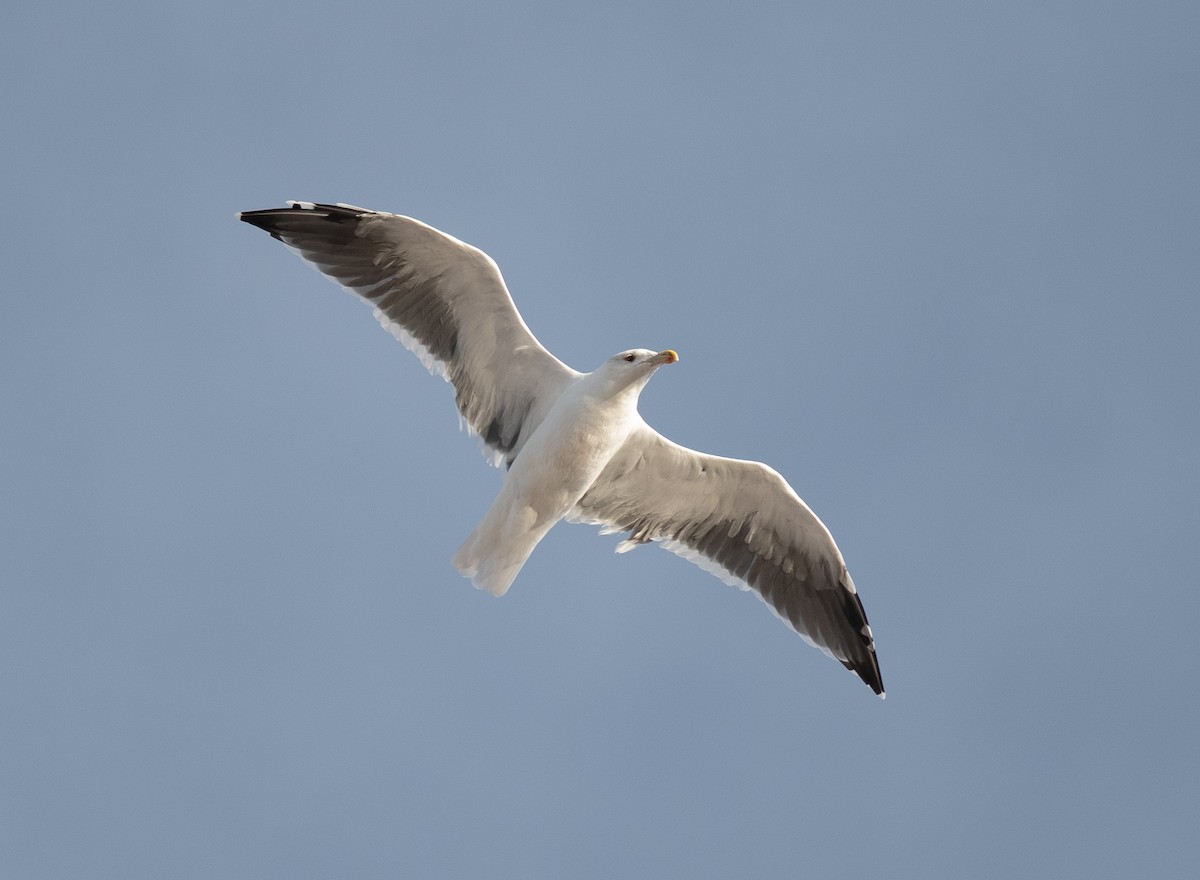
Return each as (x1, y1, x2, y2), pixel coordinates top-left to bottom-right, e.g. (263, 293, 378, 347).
(239, 201, 884, 696)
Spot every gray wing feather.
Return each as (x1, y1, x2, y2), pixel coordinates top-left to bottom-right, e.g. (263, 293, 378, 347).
(570, 424, 884, 695)
(239, 201, 579, 467)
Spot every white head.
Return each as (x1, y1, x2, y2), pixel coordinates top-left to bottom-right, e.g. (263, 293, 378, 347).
(587, 348, 680, 397)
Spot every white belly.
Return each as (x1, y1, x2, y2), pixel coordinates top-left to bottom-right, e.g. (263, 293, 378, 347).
(506, 386, 635, 520)
(451, 381, 639, 596)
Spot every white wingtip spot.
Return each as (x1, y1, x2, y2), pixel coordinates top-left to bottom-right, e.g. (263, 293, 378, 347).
(287, 200, 317, 210)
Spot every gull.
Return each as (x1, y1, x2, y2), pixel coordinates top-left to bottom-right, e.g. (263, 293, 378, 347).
(239, 201, 885, 696)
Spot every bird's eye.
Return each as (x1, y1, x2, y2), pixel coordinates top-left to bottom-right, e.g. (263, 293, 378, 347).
(624, 354, 637, 362)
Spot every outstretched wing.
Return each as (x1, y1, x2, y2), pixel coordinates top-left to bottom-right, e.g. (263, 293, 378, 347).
(570, 423, 884, 695)
(239, 201, 580, 467)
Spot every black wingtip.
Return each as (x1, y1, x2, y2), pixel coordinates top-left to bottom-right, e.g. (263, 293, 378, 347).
(842, 654, 885, 697)
(865, 665, 886, 698)
(237, 209, 283, 236)
(238, 202, 371, 240)
(833, 583, 885, 697)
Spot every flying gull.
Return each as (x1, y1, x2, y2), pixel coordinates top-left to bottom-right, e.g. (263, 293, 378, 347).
(239, 201, 885, 696)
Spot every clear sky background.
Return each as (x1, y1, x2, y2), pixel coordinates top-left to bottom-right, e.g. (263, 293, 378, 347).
(3, 2, 1197, 878)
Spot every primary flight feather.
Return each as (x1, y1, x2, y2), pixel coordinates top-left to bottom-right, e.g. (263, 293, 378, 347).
(239, 201, 884, 696)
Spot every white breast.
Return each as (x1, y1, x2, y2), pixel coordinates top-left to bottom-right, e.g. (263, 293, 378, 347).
(507, 377, 641, 516)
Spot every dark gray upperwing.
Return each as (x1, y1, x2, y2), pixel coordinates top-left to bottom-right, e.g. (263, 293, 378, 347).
(239, 202, 579, 467)
(570, 424, 884, 696)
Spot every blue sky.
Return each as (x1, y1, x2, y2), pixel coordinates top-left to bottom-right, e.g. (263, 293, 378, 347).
(3, 2, 1198, 877)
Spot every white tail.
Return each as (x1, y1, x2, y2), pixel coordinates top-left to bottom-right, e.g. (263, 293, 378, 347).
(452, 489, 558, 597)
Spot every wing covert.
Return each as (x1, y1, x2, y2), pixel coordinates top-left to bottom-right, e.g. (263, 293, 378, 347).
(570, 424, 884, 695)
(239, 201, 580, 467)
